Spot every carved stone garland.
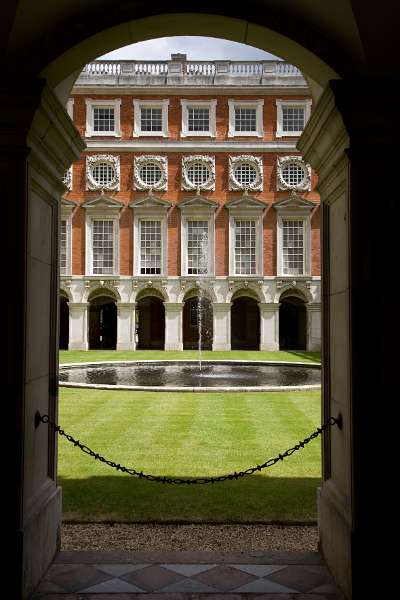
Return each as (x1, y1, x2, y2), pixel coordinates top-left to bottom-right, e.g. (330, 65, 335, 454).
(181, 155, 215, 191)
(62, 166, 72, 191)
(276, 155, 311, 192)
(229, 155, 263, 191)
(134, 155, 168, 191)
(86, 154, 120, 191)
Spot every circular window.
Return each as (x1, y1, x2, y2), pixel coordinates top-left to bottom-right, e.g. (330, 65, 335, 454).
(92, 162, 116, 186)
(234, 162, 258, 187)
(187, 162, 211, 186)
(281, 162, 306, 187)
(139, 162, 162, 186)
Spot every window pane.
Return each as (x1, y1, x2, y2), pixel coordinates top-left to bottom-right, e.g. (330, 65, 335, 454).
(281, 162, 305, 187)
(235, 107, 257, 132)
(140, 108, 162, 131)
(92, 220, 114, 274)
(234, 162, 257, 186)
(139, 162, 162, 186)
(187, 220, 208, 275)
(93, 107, 115, 132)
(60, 220, 67, 275)
(234, 220, 256, 274)
(188, 107, 210, 132)
(282, 106, 305, 132)
(282, 220, 304, 275)
(92, 162, 116, 186)
(187, 162, 210, 186)
(140, 220, 161, 274)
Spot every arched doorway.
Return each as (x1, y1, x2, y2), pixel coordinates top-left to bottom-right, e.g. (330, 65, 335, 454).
(88, 292, 117, 349)
(183, 292, 213, 350)
(231, 294, 260, 350)
(136, 291, 165, 349)
(279, 293, 307, 350)
(59, 293, 69, 350)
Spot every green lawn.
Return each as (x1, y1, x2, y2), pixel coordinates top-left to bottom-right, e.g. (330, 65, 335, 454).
(58, 386, 321, 523)
(59, 349, 320, 364)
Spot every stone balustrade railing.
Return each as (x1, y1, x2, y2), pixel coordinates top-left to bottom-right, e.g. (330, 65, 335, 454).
(76, 60, 305, 87)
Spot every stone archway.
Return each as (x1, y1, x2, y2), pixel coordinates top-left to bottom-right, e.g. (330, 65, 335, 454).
(231, 294, 260, 350)
(59, 293, 69, 350)
(279, 293, 307, 350)
(136, 290, 165, 349)
(183, 290, 213, 350)
(88, 292, 117, 350)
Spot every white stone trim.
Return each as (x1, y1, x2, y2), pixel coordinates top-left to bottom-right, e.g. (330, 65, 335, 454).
(276, 99, 312, 138)
(85, 98, 121, 137)
(229, 155, 263, 191)
(180, 99, 217, 137)
(60, 208, 73, 276)
(62, 166, 72, 191)
(276, 155, 311, 191)
(66, 98, 74, 120)
(180, 212, 215, 276)
(181, 155, 215, 191)
(85, 211, 120, 276)
(228, 99, 264, 138)
(228, 210, 264, 276)
(276, 212, 311, 277)
(133, 209, 168, 277)
(86, 154, 120, 191)
(133, 155, 168, 191)
(85, 139, 298, 152)
(133, 99, 169, 137)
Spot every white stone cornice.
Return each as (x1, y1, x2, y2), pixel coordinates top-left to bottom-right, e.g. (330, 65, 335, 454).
(85, 140, 298, 153)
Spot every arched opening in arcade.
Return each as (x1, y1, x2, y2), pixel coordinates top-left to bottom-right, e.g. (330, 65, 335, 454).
(231, 290, 260, 350)
(88, 290, 118, 350)
(279, 290, 307, 350)
(136, 289, 165, 349)
(183, 290, 213, 350)
(59, 292, 69, 350)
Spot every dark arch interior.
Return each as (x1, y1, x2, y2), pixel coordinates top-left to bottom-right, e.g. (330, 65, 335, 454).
(279, 296, 307, 350)
(231, 296, 260, 350)
(89, 296, 117, 349)
(136, 296, 165, 349)
(59, 295, 69, 350)
(183, 295, 213, 350)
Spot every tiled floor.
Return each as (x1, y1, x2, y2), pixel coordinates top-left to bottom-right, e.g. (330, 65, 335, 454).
(34, 551, 343, 598)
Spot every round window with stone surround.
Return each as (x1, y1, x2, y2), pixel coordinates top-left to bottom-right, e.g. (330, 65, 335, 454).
(187, 162, 211, 186)
(277, 156, 311, 191)
(139, 162, 162, 187)
(86, 155, 120, 191)
(233, 162, 258, 187)
(91, 162, 117, 187)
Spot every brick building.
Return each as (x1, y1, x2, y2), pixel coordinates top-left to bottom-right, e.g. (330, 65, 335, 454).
(60, 54, 320, 351)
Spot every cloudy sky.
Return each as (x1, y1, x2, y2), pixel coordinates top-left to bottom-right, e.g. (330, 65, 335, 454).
(100, 36, 279, 61)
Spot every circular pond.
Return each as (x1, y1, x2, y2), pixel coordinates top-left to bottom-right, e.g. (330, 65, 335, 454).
(59, 360, 321, 392)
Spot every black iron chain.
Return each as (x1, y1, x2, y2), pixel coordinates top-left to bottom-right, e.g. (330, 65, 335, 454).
(37, 413, 341, 485)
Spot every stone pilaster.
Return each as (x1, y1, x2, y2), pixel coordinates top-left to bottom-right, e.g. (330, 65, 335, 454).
(164, 302, 184, 350)
(258, 303, 280, 350)
(68, 303, 89, 350)
(117, 303, 136, 350)
(306, 303, 321, 351)
(212, 302, 232, 351)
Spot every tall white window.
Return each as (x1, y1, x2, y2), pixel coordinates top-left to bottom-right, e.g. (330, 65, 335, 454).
(133, 100, 169, 137)
(139, 220, 162, 275)
(141, 107, 162, 132)
(228, 100, 264, 137)
(282, 219, 304, 275)
(60, 220, 67, 275)
(276, 100, 312, 138)
(85, 99, 121, 137)
(187, 221, 209, 275)
(92, 220, 114, 274)
(181, 100, 217, 137)
(235, 107, 257, 132)
(234, 220, 256, 275)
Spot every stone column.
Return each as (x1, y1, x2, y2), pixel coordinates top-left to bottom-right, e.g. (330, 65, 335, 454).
(299, 80, 400, 599)
(164, 302, 184, 350)
(212, 302, 232, 351)
(259, 303, 280, 350)
(2, 82, 84, 599)
(117, 303, 136, 350)
(306, 303, 321, 351)
(68, 303, 89, 350)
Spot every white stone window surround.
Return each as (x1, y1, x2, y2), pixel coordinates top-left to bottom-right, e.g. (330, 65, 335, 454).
(86, 154, 120, 191)
(85, 98, 121, 137)
(66, 98, 74, 120)
(60, 208, 73, 275)
(228, 209, 264, 276)
(228, 99, 264, 138)
(133, 155, 168, 191)
(229, 155, 263, 191)
(276, 211, 311, 277)
(85, 209, 120, 276)
(133, 209, 168, 276)
(180, 99, 217, 137)
(276, 155, 311, 192)
(133, 99, 169, 137)
(181, 155, 215, 191)
(180, 211, 215, 277)
(276, 99, 312, 138)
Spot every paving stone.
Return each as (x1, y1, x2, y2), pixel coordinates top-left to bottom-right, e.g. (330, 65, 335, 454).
(231, 564, 287, 577)
(96, 563, 150, 577)
(161, 563, 217, 576)
(79, 577, 146, 593)
(233, 578, 298, 593)
(193, 564, 256, 591)
(158, 577, 219, 592)
(267, 564, 332, 592)
(120, 565, 185, 591)
(43, 564, 112, 593)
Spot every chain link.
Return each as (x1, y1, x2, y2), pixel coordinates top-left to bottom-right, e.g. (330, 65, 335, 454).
(38, 413, 341, 485)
